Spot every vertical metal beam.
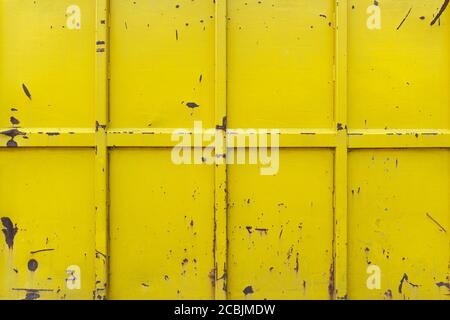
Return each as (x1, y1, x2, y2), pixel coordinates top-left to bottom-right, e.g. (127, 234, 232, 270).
(94, 0, 109, 300)
(333, 0, 348, 300)
(214, 0, 228, 300)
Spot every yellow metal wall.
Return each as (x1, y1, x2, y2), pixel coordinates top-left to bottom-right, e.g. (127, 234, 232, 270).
(0, 0, 449, 300)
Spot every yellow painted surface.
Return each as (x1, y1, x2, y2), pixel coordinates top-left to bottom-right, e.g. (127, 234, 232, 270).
(0, 149, 95, 300)
(348, 149, 450, 300)
(228, 149, 334, 299)
(228, 0, 335, 129)
(109, 149, 215, 300)
(0, 0, 449, 300)
(348, 0, 450, 130)
(109, 0, 215, 129)
(0, 0, 96, 129)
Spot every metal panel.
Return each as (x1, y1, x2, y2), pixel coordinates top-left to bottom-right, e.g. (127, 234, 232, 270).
(348, 0, 450, 130)
(227, 0, 335, 129)
(109, 0, 215, 129)
(0, 149, 95, 300)
(0, 0, 96, 129)
(0, 0, 449, 300)
(347, 0, 450, 300)
(109, 149, 215, 300)
(228, 149, 334, 299)
(348, 149, 450, 300)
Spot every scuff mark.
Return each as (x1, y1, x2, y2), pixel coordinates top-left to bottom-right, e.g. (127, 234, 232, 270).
(431, 0, 449, 26)
(425, 213, 447, 233)
(398, 273, 419, 294)
(397, 7, 412, 30)
(255, 228, 268, 234)
(30, 248, 55, 255)
(1, 217, 18, 249)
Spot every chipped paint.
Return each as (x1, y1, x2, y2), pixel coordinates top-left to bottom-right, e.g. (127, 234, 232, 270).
(0, 0, 449, 301)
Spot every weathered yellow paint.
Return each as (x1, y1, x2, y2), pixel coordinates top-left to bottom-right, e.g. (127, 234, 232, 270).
(0, 149, 96, 300)
(214, 0, 228, 301)
(348, 149, 450, 300)
(108, 149, 215, 300)
(94, 0, 109, 300)
(227, 149, 334, 300)
(348, 0, 450, 130)
(0, 0, 449, 300)
(227, 0, 335, 129)
(0, 0, 96, 129)
(109, 0, 215, 129)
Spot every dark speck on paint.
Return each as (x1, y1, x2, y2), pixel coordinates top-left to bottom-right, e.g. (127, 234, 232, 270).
(186, 102, 200, 109)
(243, 286, 254, 295)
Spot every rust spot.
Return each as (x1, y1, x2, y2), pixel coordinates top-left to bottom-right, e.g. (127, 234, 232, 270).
(22, 83, 32, 100)
(186, 102, 200, 109)
(1, 128, 26, 138)
(1, 217, 18, 249)
(255, 228, 268, 234)
(10, 117, 20, 125)
(24, 291, 40, 300)
(384, 289, 393, 299)
(6, 139, 18, 147)
(28, 259, 38, 272)
(328, 261, 335, 300)
(216, 116, 227, 131)
(95, 121, 107, 132)
(13, 288, 52, 300)
(243, 285, 254, 295)
(436, 282, 450, 290)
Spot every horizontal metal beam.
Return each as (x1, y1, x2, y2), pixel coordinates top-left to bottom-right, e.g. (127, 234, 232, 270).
(0, 128, 449, 149)
(348, 129, 450, 149)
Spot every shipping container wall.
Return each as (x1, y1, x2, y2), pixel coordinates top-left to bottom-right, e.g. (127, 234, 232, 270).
(0, 0, 449, 300)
